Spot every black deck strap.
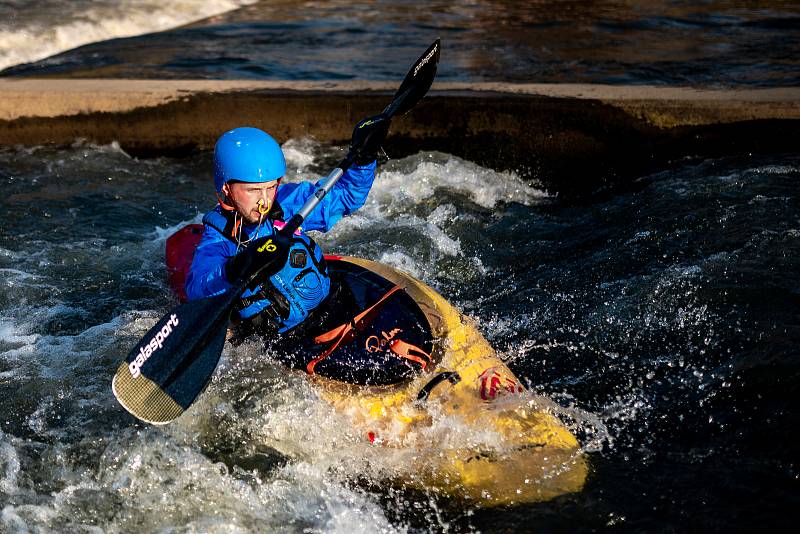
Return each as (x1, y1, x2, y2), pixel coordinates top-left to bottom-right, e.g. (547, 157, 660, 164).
(415, 371, 461, 403)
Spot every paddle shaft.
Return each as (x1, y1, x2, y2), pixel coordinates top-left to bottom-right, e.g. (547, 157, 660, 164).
(282, 107, 401, 235)
(281, 129, 378, 236)
(283, 166, 345, 235)
(282, 39, 439, 236)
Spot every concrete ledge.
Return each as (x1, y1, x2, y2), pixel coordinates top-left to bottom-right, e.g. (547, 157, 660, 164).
(1, 79, 799, 197)
(2, 79, 798, 124)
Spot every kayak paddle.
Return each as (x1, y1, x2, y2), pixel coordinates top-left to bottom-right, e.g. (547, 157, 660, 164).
(282, 38, 440, 235)
(112, 39, 440, 424)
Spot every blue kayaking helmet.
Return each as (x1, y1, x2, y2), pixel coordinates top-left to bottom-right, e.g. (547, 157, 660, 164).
(213, 127, 286, 193)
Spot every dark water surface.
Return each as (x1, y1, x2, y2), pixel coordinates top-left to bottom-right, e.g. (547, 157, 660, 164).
(3, 0, 800, 86)
(0, 141, 798, 531)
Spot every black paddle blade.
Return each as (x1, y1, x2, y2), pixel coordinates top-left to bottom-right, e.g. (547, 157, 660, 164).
(383, 38, 440, 118)
(112, 289, 236, 424)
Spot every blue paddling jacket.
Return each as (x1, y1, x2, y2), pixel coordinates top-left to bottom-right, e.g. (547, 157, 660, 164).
(185, 161, 376, 332)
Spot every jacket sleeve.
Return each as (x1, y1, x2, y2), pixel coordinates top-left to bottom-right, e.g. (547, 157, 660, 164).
(277, 160, 376, 232)
(185, 226, 236, 301)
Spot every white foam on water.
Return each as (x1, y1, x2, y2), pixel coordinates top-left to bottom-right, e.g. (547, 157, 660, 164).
(0, 246, 22, 261)
(173, 345, 415, 507)
(92, 424, 400, 533)
(0, 307, 400, 532)
(373, 152, 548, 209)
(281, 138, 321, 178)
(0, 316, 39, 349)
(0, 431, 21, 495)
(426, 203, 456, 226)
(151, 213, 204, 243)
(0, 309, 147, 441)
(376, 250, 423, 279)
(1, 506, 33, 533)
(0, 267, 38, 283)
(302, 150, 525, 283)
(752, 164, 799, 175)
(424, 211, 462, 256)
(0, 0, 258, 71)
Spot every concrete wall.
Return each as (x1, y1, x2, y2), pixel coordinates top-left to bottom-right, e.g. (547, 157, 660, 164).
(1, 80, 798, 197)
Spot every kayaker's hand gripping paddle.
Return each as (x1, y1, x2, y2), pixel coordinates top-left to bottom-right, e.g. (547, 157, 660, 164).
(111, 40, 440, 425)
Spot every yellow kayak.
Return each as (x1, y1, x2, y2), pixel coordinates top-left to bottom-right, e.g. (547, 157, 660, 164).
(163, 225, 587, 506)
(310, 256, 588, 506)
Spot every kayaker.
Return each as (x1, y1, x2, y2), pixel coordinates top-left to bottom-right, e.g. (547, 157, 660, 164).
(113, 39, 442, 425)
(184, 122, 432, 385)
(185, 122, 386, 341)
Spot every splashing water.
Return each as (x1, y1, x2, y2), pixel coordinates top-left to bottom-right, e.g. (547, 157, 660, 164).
(0, 139, 798, 531)
(0, 0, 258, 71)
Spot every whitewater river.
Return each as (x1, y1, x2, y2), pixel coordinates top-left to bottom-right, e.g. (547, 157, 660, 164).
(0, 140, 797, 532)
(2, 0, 799, 85)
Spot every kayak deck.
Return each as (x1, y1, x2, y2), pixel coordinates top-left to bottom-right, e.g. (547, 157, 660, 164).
(316, 257, 588, 506)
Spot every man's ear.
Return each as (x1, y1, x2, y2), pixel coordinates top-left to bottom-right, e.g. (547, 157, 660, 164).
(221, 183, 232, 197)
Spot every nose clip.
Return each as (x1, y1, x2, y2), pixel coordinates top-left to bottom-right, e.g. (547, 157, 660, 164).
(258, 198, 270, 215)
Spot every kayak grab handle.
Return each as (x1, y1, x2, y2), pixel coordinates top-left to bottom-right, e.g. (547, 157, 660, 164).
(415, 371, 461, 404)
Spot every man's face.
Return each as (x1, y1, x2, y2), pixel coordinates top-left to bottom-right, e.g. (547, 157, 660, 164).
(224, 180, 279, 225)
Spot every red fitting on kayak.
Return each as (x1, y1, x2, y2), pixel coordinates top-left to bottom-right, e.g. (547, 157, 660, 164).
(478, 367, 524, 401)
